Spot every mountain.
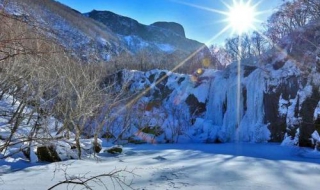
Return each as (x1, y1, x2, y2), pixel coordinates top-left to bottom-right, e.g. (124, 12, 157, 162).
(0, 0, 210, 71)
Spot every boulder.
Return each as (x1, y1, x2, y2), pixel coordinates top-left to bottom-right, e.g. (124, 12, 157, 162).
(106, 146, 123, 154)
(36, 145, 61, 162)
(93, 141, 102, 153)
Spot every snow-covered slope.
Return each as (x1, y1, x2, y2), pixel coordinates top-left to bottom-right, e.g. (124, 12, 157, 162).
(0, 0, 123, 62)
(0, 94, 102, 162)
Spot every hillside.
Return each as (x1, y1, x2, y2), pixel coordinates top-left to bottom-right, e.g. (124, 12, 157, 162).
(1, 0, 122, 61)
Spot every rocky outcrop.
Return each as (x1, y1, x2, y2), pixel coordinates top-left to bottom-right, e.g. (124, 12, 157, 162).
(151, 22, 186, 37)
(299, 87, 320, 147)
(85, 10, 141, 37)
(264, 76, 300, 142)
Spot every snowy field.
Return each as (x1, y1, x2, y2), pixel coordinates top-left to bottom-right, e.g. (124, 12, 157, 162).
(0, 143, 319, 190)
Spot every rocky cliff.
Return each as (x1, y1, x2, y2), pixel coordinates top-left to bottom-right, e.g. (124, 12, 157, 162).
(151, 22, 186, 38)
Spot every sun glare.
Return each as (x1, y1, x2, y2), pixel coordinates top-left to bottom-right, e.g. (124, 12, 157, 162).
(227, 1, 256, 34)
(177, 0, 264, 39)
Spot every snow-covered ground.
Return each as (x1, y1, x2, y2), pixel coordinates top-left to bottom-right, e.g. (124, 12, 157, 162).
(0, 143, 319, 190)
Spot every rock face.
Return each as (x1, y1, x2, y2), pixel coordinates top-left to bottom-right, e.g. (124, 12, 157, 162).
(263, 76, 300, 142)
(86, 10, 141, 37)
(299, 87, 320, 147)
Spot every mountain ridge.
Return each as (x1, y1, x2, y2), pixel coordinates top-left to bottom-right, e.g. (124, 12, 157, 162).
(0, 0, 210, 72)
(85, 9, 207, 54)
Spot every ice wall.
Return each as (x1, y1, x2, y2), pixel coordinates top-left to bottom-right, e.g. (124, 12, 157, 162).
(109, 60, 320, 146)
(238, 69, 269, 142)
(205, 64, 269, 142)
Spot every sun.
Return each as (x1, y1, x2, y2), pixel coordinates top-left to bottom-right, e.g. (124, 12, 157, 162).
(227, 1, 257, 34)
(176, 0, 264, 38)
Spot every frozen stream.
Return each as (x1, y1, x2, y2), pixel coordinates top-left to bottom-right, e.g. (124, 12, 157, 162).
(0, 143, 320, 190)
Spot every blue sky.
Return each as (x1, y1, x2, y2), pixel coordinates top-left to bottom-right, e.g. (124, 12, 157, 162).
(56, 0, 282, 45)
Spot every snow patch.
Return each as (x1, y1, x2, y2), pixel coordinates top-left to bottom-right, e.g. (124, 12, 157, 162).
(156, 44, 175, 53)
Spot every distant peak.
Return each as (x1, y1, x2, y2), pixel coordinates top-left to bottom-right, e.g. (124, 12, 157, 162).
(151, 21, 185, 37)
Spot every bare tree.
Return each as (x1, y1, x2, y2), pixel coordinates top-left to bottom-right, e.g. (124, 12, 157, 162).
(264, 0, 316, 45)
(210, 45, 231, 70)
(48, 164, 136, 190)
(301, 0, 320, 20)
(225, 34, 253, 61)
(251, 31, 268, 57)
(162, 103, 191, 143)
